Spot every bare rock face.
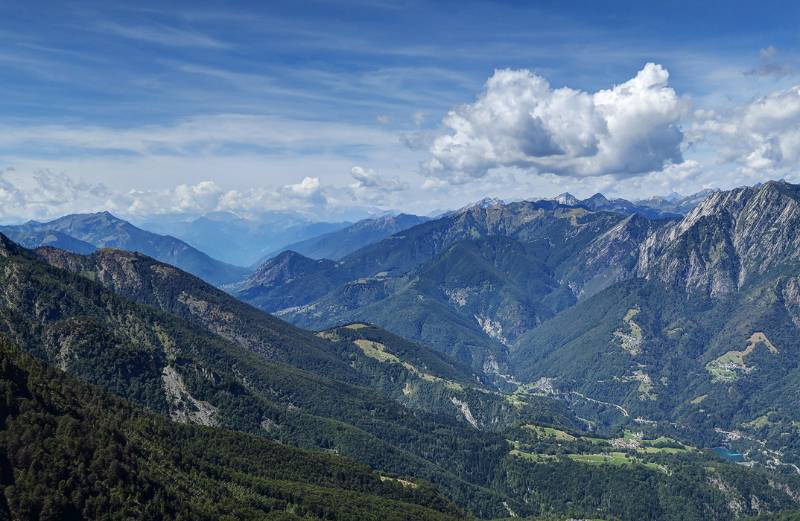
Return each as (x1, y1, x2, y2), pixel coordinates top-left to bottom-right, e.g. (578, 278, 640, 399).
(562, 213, 660, 300)
(637, 181, 800, 298)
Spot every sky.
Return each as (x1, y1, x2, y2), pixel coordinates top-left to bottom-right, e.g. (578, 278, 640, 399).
(2, 0, 800, 222)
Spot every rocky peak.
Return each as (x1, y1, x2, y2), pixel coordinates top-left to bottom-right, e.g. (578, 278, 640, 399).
(638, 181, 800, 297)
(580, 193, 611, 210)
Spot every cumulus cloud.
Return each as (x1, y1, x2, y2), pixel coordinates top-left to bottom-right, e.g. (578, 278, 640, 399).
(691, 85, 800, 176)
(281, 176, 322, 199)
(350, 166, 403, 190)
(423, 63, 685, 181)
(0, 169, 116, 222)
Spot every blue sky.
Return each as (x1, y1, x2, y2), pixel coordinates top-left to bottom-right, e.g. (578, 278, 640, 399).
(1, 0, 800, 221)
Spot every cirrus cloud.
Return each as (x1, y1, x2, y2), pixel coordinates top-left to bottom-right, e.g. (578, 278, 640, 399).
(423, 63, 685, 182)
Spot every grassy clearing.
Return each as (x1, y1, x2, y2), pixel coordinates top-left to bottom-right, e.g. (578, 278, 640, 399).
(354, 339, 463, 390)
(379, 475, 418, 489)
(690, 394, 707, 405)
(525, 424, 576, 441)
(745, 415, 769, 429)
(345, 323, 369, 329)
(355, 339, 402, 363)
(511, 449, 668, 473)
(509, 449, 559, 462)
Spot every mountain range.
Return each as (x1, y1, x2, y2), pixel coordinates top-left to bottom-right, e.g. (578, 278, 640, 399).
(3, 183, 800, 519)
(235, 181, 800, 474)
(3, 221, 799, 519)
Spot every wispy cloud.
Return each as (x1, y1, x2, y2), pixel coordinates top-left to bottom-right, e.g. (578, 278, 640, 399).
(97, 22, 230, 49)
(0, 114, 399, 157)
(744, 46, 797, 78)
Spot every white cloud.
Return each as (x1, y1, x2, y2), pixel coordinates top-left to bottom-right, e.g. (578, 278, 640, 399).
(691, 85, 800, 178)
(424, 63, 685, 182)
(97, 22, 230, 49)
(350, 166, 403, 190)
(280, 176, 324, 201)
(0, 169, 346, 223)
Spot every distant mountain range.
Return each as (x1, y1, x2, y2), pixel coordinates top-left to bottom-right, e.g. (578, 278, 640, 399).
(0, 211, 249, 286)
(235, 187, 723, 368)
(265, 213, 430, 261)
(136, 211, 352, 266)
(236, 197, 665, 367)
(549, 189, 717, 218)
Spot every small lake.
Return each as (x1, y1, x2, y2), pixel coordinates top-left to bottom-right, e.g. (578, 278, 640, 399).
(712, 447, 745, 462)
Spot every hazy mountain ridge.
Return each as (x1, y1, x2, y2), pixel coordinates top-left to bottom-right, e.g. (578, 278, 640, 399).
(239, 184, 784, 372)
(0, 211, 249, 286)
(549, 189, 711, 218)
(137, 210, 351, 267)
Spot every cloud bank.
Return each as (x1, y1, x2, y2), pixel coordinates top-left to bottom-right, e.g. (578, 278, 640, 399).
(424, 63, 685, 181)
(0, 167, 414, 223)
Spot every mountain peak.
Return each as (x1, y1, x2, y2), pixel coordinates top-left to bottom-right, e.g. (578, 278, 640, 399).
(459, 197, 505, 213)
(554, 192, 579, 205)
(584, 193, 610, 204)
